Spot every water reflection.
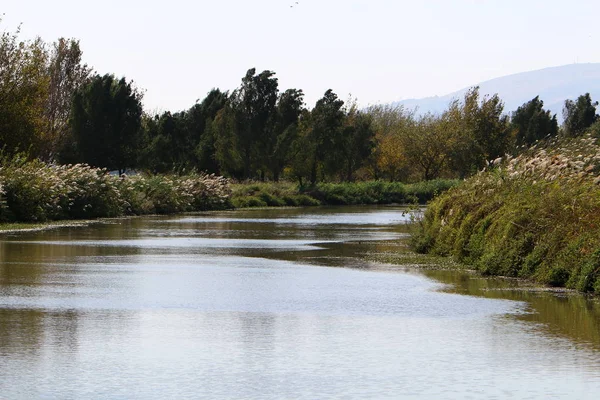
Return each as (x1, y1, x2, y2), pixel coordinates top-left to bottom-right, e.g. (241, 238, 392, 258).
(423, 269, 600, 351)
(0, 206, 599, 399)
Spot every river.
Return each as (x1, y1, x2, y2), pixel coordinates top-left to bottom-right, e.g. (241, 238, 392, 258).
(0, 206, 599, 399)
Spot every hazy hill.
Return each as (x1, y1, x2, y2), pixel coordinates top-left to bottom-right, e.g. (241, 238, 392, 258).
(394, 63, 600, 120)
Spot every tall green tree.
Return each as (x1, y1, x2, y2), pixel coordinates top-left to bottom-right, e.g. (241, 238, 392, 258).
(0, 25, 48, 158)
(563, 93, 599, 137)
(190, 88, 228, 173)
(305, 89, 345, 185)
(446, 87, 510, 177)
(337, 105, 375, 181)
(140, 111, 184, 173)
(215, 68, 279, 179)
(264, 88, 304, 181)
(69, 74, 143, 174)
(140, 89, 228, 174)
(213, 104, 244, 178)
(511, 96, 558, 148)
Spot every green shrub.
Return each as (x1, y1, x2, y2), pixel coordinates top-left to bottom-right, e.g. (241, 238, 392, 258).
(294, 194, 321, 206)
(412, 133, 600, 293)
(229, 180, 457, 209)
(232, 196, 267, 208)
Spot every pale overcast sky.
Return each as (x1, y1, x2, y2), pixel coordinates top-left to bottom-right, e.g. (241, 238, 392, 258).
(2, 0, 599, 111)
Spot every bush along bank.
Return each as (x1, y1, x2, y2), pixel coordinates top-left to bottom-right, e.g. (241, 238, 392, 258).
(0, 159, 231, 223)
(412, 132, 600, 294)
(230, 179, 460, 208)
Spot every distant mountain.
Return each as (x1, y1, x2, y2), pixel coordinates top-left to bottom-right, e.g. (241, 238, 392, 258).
(394, 64, 600, 121)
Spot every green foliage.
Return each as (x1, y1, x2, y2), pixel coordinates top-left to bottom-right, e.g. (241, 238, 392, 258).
(141, 89, 229, 174)
(563, 93, 599, 137)
(230, 179, 458, 209)
(215, 68, 280, 179)
(193, 89, 229, 173)
(230, 182, 315, 208)
(0, 26, 48, 158)
(307, 89, 346, 184)
(366, 88, 511, 182)
(0, 22, 90, 161)
(511, 96, 559, 147)
(265, 88, 305, 181)
(44, 38, 91, 160)
(399, 113, 452, 181)
(412, 133, 600, 293)
(68, 74, 143, 173)
(367, 104, 414, 181)
(445, 87, 511, 177)
(337, 105, 376, 182)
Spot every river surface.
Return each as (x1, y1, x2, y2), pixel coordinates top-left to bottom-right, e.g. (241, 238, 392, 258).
(1, 206, 599, 399)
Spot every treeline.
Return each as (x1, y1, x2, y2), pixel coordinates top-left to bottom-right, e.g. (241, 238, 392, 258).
(370, 90, 599, 182)
(2, 23, 599, 185)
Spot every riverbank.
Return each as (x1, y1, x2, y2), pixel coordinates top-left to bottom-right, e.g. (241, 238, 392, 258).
(230, 179, 460, 208)
(0, 160, 230, 224)
(0, 157, 458, 230)
(412, 132, 600, 294)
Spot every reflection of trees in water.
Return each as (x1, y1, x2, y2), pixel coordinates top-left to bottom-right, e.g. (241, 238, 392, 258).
(0, 309, 79, 359)
(0, 222, 143, 286)
(0, 309, 46, 356)
(0, 221, 143, 363)
(424, 269, 600, 350)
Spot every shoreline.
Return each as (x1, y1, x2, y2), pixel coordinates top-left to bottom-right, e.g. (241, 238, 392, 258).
(1, 206, 589, 299)
(0, 217, 135, 235)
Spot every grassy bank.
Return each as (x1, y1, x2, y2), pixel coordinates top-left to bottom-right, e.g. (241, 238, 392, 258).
(0, 159, 230, 223)
(0, 157, 457, 231)
(230, 179, 460, 208)
(412, 133, 600, 294)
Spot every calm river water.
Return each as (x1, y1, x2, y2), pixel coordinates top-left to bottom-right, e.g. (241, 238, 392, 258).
(1, 206, 599, 399)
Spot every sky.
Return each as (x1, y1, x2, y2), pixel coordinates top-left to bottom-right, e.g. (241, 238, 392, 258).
(2, 0, 599, 112)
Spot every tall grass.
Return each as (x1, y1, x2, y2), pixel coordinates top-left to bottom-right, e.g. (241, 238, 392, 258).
(412, 133, 600, 294)
(0, 159, 231, 223)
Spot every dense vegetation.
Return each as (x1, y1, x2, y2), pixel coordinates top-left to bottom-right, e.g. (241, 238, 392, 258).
(412, 123, 600, 294)
(4, 17, 600, 296)
(0, 156, 230, 223)
(4, 21, 596, 187)
(230, 179, 459, 208)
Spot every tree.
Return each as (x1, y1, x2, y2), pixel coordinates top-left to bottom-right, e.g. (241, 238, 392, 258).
(140, 111, 184, 173)
(0, 25, 48, 158)
(139, 89, 228, 174)
(69, 74, 143, 174)
(563, 93, 599, 137)
(213, 104, 244, 178)
(446, 87, 510, 177)
(191, 88, 228, 173)
(288, 109, 314, 187)
(511, 96, 558, 148)
(43, 38, 91, 160)
(216, 68, 279, 179)
(337, 105, 375, 181)
(294, 89, 345, 185)
(367, 104, 414, 181)
(400, 114, 451, 181)
(264, 88, 304, 181)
